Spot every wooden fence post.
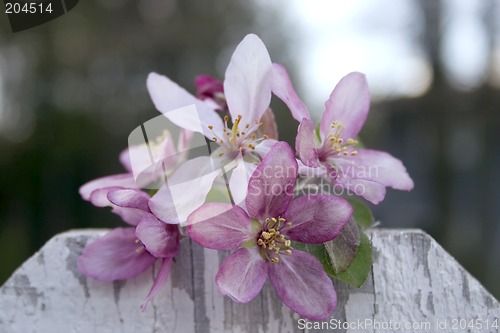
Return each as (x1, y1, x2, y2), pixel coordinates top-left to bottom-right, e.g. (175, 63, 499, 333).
(0, 229, 498, 332)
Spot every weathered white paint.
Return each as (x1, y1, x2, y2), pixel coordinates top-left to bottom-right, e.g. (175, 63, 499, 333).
(0, 229, 498, 333)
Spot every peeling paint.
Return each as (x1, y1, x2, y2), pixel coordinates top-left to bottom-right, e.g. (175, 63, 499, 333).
(36, 252, 45, 266)
(461, 271, 471, 303)
(13, 274, 44, 308)
(0, 229, 498, 333)
(65, 236, 91, 298)
(426, 292, 435, 314)
(113, 280, 126, 305)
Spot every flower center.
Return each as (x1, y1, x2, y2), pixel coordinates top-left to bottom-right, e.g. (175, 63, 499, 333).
(257, 217, 293, 263)
(207, 115, 269, 157)
(326, 121, 358, 156)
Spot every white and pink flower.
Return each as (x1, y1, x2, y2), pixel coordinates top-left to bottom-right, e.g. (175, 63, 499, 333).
(273, 66, 414, 204)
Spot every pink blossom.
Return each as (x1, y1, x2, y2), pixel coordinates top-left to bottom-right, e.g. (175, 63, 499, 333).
(272, 66, 414, 204)
(77, 188, 180, 310)
(186, 142, 353, 320)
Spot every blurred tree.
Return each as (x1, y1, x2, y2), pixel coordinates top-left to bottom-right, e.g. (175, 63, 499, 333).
(0, 0, 295, 284)
(371, 0, 500, 298)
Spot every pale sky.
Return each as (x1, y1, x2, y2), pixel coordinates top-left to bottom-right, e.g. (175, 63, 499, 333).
(258, 0, 497, 117)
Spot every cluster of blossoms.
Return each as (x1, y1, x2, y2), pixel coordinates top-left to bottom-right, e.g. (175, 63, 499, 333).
(77, 34, 413, 320)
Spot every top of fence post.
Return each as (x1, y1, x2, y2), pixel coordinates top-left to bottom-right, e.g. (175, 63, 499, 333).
(0, 228, 498, 333)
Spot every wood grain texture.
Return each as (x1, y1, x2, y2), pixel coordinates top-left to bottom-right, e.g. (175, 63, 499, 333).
(0, 229, 498, 333)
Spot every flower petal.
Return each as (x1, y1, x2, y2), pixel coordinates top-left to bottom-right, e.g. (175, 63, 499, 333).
(187, 203, 254, 250)
(89, 186, 123, 207)
(335, 176, 387, 205)
(271, 63, 310, 122)
(79, 174, 139, 201)
(122, 133, 180, 186)
(332, 149, 414, 191)
(177, 128, 194, 155)
(254, 108, 279, 140)
(107, 189, 150, 211)
(246, 141, 297, 220)
(147, 72, 224, 138)
(136, 213, 180, 258)
(296, 118, 320, 167)
(77, 227, 157, 281)
(224, 34, 272, 126)
(119, 148, 133, 174)
(282, 195, 352, 244)
(141, 258, 173, 311)
(195, 75, 224, 101)
(228, 158, 257, 209)
(268, 250, 336, 320)
(297, 159, 328, 178)
(252, 138, 278, 158)
(90, 187, 145, 225)
(320, 72, 370, 141)
(149, 156, 220, 224)
(216, 248, 268, 303)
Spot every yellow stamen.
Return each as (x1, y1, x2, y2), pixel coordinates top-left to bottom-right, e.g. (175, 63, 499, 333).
(257, 216, 294, 263)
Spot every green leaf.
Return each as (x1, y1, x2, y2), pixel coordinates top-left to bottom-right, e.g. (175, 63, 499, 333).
(147, 188, 159, 197)
(331, 231, 372, 288)
(292, 229, 373, 288)
(324, 218, 360, 274)
(346, 198, 374, 230)
(292, 219, 361, 275)
(292, 242, 335, 276)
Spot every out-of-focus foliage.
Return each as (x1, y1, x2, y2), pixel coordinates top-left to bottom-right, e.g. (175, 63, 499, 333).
(0, 0, 295, 284)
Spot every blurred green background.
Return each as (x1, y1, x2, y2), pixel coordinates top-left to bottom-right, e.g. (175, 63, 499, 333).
(0, 0, 499, 300)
